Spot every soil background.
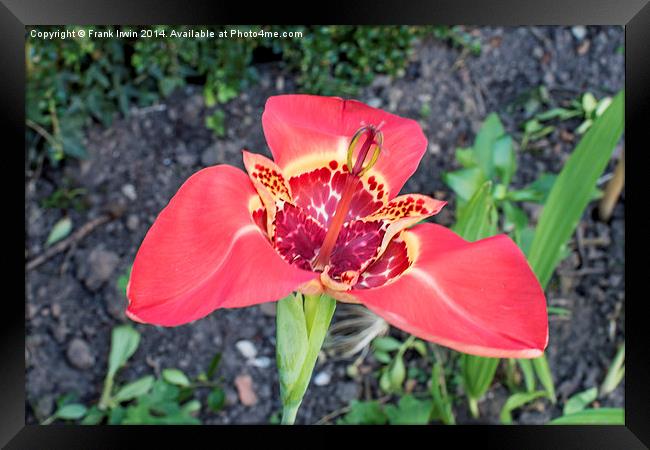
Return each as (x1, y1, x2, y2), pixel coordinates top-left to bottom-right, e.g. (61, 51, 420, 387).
(25, 26, 625, 424)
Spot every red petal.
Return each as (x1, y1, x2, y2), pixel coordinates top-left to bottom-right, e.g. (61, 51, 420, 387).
(352, 223, 548, 358)
(126, 165, 317, 326)
(262, 95, 427, 199)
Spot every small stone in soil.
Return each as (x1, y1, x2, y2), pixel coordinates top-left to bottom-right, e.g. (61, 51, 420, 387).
(234, 374, 258, 406)
(235, 340, 257, 359)
(571, 26, 587, 41)
(121, 184, 137, 201)
(250, 356, 272, 369)
(77, 247, 120, 291)
(106, 295, 127, 321)
(313, 371, 331, 386)
(66, 338, 95, 370)
(126, 214, 140, 231)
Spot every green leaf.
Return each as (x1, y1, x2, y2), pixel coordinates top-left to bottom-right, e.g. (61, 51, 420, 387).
(80, 405, 105, 425)
(453, 181, 497, 241)
(388, 355, 406, 392)
(338, 400, 387, 425)
(536, 107, 581, 122)
(121, 379, 200, 425)
(430, 362, 455, 424)
(549, 408, 624, 425)
(518, 226, 536, 257)
(113, 375, 155, 403)
(595, 97, 613, 117)
(493, 135, 516, 186)
(528, 90, 623, 289)
(207, 387, 226, 412)
(532, 355, 556, 403)
(503, 201, 529, 241)
(411, 340, 428, 357)
(474, 113, 505, 178)
(46, 216, 73, 246)
(461, 354, 500, 400)
(107, 325, 141, 379)
(564, 387, 598, 415)
(601, 344, 625, 395)
(517, 359, 536, 393)
(547, 306, 571, 317)
(162, 369, 191, 387)
(507, 173, 556, 204)
(205, 109, 226, 137)
(385, 395, 433, 425)
(116, 266, 131, 297)
(56, 403, 87, 420)
(455, 147, 477, 168)
(206, 352, 222, 380)
(108, 406, 126, 424)
(373, 350, 392, 364)
(581, 92, 598, 115)
(500, 391, 547, 424)
(372, 336, 402, 353)
(443, 167, 486, 203)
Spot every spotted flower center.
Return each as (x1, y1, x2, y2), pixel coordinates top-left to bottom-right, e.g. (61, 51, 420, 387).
(244, 125, 445, 291)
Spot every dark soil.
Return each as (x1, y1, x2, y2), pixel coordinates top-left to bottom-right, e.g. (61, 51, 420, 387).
(25, 26, 624, 425)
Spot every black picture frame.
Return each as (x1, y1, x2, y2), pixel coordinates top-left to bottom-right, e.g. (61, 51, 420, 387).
(5, 0, 648, 448)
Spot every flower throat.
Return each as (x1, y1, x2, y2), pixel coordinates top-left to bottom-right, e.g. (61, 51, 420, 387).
(312, 125, 383, 271)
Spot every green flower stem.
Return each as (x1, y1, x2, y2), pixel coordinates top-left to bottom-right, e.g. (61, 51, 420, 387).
(98, 375, 114, 410)
(276, 292, 336, 425)
(281, 403, 300, 425)
(469, 397, 480, 418)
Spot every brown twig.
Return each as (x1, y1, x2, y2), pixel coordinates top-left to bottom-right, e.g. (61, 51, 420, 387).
(598, 149, 625, 221)
(26, 205, 125, 271)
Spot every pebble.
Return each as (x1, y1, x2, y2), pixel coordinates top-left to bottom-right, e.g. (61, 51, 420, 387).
(106, 295, 127, 321)
(121, 184, 137, 201)
(235, 340, 258, 359)
(77, 247, 120, 291)
(66, 338, 95, 370)
(313, 371, 331, 386)
(571, 26, 587, 41)
(250, 356, 272, 369)
(234, 374, 258, 406)
(126, 214, 140, 231)
(275, 76, 285, 91)
(201, 146, 220, 166)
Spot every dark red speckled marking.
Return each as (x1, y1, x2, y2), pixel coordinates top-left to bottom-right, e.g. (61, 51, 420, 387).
(289, 166, 383, 227)
(356, 238, 412, 288)
(273, 203, 325, 271)
(370, 196, 429, 220)
(329, 220, 384, 279)
(250, 163, 291, 201)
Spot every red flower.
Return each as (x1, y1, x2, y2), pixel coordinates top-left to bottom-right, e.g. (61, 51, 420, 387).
(127, 95, 548, 358)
